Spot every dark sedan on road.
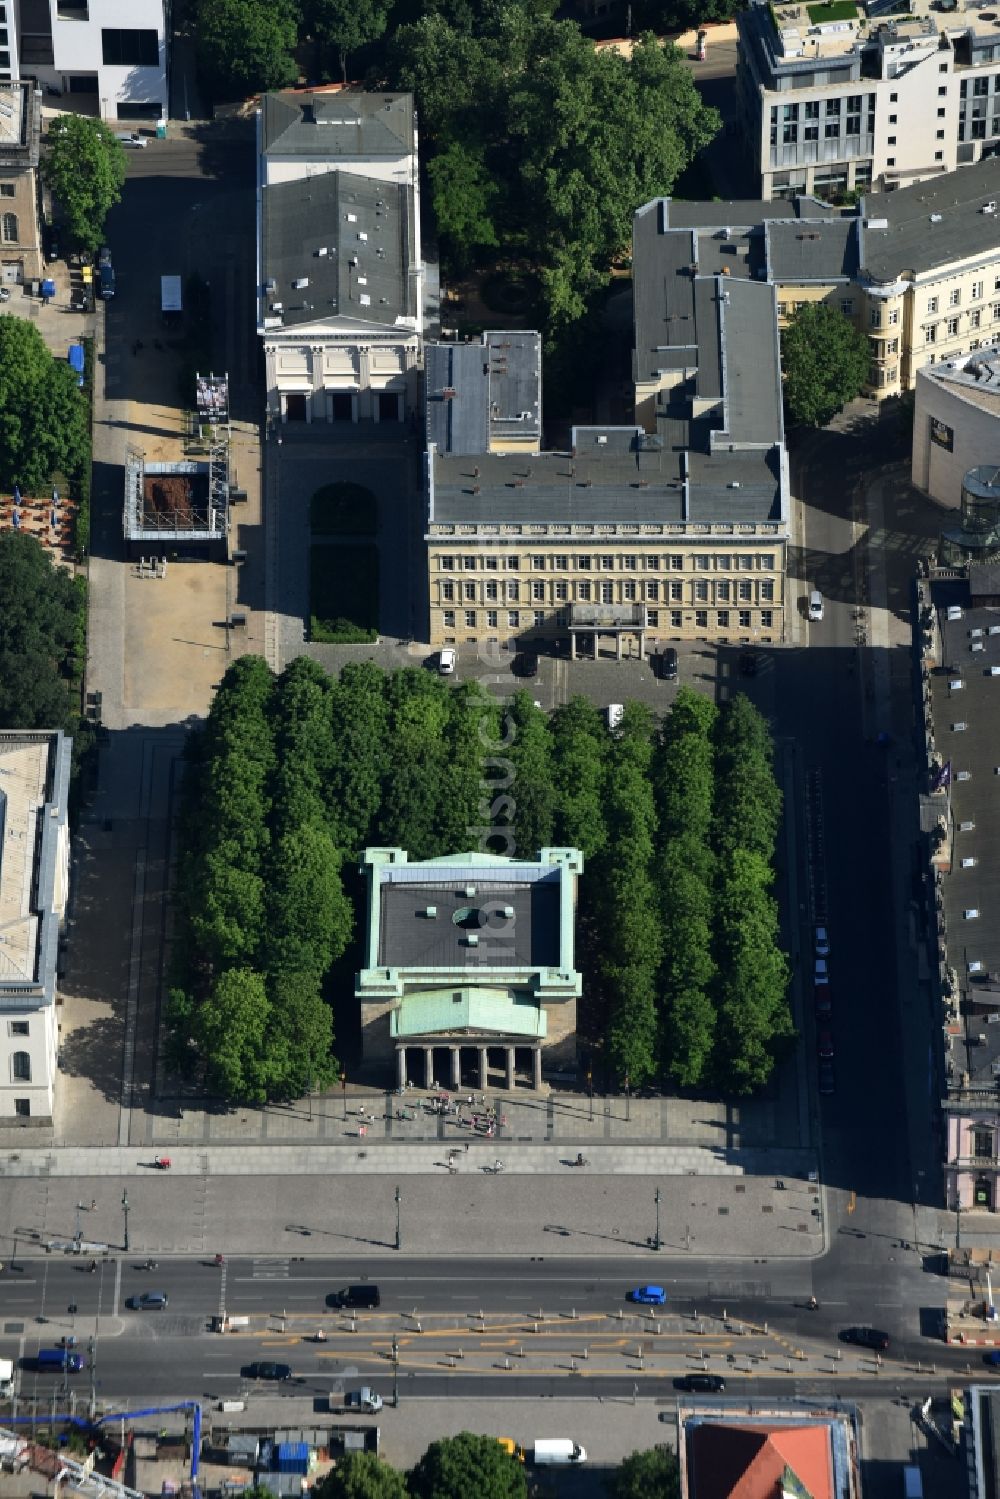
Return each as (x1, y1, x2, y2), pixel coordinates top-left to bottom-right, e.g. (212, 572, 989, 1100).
(242, 1361, 292, 1381)
(127, 1292, 168, 1311)
(675, 1373, 725, 1392)
(840, 1326, 889, 1351)
(627, 1285, 667, 1305)
(511, 652, 538, 678)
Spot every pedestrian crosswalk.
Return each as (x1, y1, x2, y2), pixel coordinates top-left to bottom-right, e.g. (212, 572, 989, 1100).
(252, 1257, 290, 1280)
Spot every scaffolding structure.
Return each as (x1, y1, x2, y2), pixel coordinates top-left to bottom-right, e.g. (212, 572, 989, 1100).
(121, 374, 231, 557)
(197, 372, 231, 535)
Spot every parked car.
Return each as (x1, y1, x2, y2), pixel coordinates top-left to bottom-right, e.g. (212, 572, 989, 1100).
(674, 1373, 725, 1392)
(840, 1326, 889, 1351)
(818, 1059, 835, 1095)
(116, 132, 147, 148)
(511, 651, 538, 678)
(660, 647, 679, 681)
(808, 589, 824, 622)
(606, 703, 624, 732)
(814, 983, 832, 1018)
(127, 1291, 168, 1310)
(815, 958, 829, 982)
(438, 648, 456, 675)
(98, 263, 115, 300)
(98, 245, 112, 268)
(243, 1361, 292, 1380)
(817, 1029, 834, 1059)
(983, 1350, 1000, 1366)
(815, 925, 830, 957)
(627, 1285, 667, 1305)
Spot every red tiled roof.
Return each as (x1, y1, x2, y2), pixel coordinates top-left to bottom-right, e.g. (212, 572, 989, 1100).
(688, 1422, 833, 1499)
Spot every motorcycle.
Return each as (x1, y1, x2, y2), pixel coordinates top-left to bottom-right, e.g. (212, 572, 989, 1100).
(139, 1259, 158, 1271)
(153, 1156, 172, 1170)
(572, 1153, 589, 1168)
(213, 1253, 225, 1267)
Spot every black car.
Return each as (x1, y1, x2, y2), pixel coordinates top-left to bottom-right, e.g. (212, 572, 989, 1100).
(329, 1284, 380, 1309)
(675, 1373, 725, 1392)
(659, 647, 678, 681)
(840, 1326, 889, 1351)
(243, 1361, 292, 1380)
(511, 652, 538, 678)
(818, 1059, 835, 1095)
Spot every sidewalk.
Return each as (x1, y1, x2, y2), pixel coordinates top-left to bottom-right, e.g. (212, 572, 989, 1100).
(0, 1161, 826, 1260)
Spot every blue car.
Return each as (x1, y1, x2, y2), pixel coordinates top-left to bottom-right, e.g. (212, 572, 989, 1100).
(628, 1285, 667, 1305)
(984, 1350, 1000, 1366)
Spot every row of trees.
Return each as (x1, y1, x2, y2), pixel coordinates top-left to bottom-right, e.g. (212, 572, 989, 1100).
(246, 1432, 680, 1498)
(171, 657, 790, 1102)
(0, 532, 86, 734)
(195, 0, 718, 332)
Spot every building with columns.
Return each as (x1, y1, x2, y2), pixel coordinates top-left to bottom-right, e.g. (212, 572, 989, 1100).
(256, 88, 422, 430)
(356, 847, 584, 1092)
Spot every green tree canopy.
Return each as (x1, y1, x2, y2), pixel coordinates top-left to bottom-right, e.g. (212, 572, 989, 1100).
(0, 532, 83, 731)
(195, 967, 272, 1101)
(0, 316, 89, 493)
(301, 0, 394, 84)
(40, 115, 126, 253)
(612, 1444, 681, 1499)
(195, 0, 299, 98)
(408, 1432, 527, 1499)
(387, 17, 718, 327)
(312, 1452, 409, 1499)
(781, 301, 869, 427)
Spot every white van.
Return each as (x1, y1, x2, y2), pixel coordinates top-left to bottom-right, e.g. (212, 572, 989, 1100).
(532, 1439, 587, 1465)
(807, 590, 824, 622)
(606, 703, 624, 732)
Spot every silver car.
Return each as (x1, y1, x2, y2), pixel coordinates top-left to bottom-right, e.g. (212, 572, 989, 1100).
(116, 132, 147, 149)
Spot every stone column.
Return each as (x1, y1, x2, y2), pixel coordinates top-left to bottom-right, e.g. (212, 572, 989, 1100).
(570, 633, 576, 662)
(424, 1046, 434, 1089)
(397, 1047, 407, 1090)
(616, 632, 623, 661)
(533, 1048, 542, 1090)
(506, 1047, 515, 1091)
(479, 1046, 488, 1090)
(450, 1048, 461, 1090)
(638, 630, 645, 662)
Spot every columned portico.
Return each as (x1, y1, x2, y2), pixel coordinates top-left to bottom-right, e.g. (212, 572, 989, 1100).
(396, 1040, 548, 1093)
(567, 602, 646, 662)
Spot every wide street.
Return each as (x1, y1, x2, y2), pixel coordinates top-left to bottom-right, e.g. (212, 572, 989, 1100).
(0, 1249, 972, 1408)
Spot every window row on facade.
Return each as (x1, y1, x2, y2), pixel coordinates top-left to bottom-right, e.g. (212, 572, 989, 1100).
(437, 578, 776, 605)
(438, 607, 776, 632)
(435, 551, 776, 572)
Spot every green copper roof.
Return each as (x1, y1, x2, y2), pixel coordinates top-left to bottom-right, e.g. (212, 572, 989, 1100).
(390, 988, 547, 1039)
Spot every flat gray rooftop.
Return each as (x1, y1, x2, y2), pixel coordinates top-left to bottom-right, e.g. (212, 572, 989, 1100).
(861, 159, 1000, 280)
(260, 171, 414, 331)
(261, 89, 414, 160)
(765, 218, 859, 284)
(932, 602, 1000, 1085)
(378, 881, 559, 970)
(425, 333, 541, 456)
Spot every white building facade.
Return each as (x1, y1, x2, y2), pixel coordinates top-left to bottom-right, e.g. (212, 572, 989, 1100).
(912, 356, 1000, 506)
(10, 0, 168, 121)
(738, 0, 1000, 201)
(0, 731, 71, 1125)
(257, 89, 423, 429)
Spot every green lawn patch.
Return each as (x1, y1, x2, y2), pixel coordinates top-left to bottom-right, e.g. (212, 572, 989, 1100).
(309, 481, 377, 537)
(806, 1, 859, 22)
(309, 543, 379, 643)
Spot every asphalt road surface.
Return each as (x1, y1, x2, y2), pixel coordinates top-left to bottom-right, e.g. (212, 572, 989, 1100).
(0, 1252, 989, 1405)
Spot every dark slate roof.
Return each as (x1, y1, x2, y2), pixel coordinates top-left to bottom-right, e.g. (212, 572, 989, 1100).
(860, 159, 1000, 281)
(260, 171, 415, 331)
(261, 88, 414, 160)
(429, 432, 783, 528)
(765, 218, 859, 283)
(662, 195, 839, 230)
(379, 879, 559, 968)
(425, 332, 541, 456)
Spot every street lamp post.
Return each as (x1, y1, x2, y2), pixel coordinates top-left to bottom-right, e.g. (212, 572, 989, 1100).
(625, 1073, 630, 1124)
(121, 1190, 129, 1253)
(588, 1070, 593, 1123)
(653, 1187, 662, 1252)
(391, 1334, 399, 1408)
(395, 1186, 401, 1252)
(956, 1198, 963, 1250)
(342, 1072, 348, 1120)
(75, 1202, 85, 1246)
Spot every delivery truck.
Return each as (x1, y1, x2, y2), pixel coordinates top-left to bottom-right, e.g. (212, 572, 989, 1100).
(161, 275, 182, 326)
(0, 1357, 14, 1396)
(497, 1438, 586, 1465)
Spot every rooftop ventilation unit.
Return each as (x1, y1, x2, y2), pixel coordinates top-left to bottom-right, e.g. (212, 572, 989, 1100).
(464, 933, 480, 946)
(930, 213, 943, 223)
(502, 905, 515, 919)
(984, 201, 997, 214)
(423, 906, 437, 918)
(292, 277, 309, 289)
(464, 886, 477, 897)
